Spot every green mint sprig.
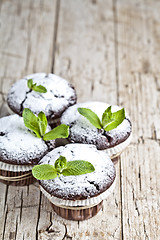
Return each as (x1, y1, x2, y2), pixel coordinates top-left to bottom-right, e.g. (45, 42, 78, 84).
(78, 106, 125, 131)
(32, 156, 95, 180)
(27, 79, 47, 93)
(22, 108, 69, 140)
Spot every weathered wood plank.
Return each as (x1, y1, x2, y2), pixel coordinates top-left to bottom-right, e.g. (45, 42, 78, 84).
(36, 0, 122, 239)
(0, 183, 8, 240)
(116, 0, 160, 239)
(0, 0, 160, 239)
(15, 184, 41, 240)
(0, 94, 8, 239)
(1, 184, 41, 240)
(54, 0, 118, 104)
(0, 0, 57, 95)
(0, 0, 58, 239)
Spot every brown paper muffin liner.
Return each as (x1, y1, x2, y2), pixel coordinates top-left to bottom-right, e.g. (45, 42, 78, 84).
(40, 178, 116, 221)
(0, 169, 35, 186)
(0, 161, 35, 186)
(105, 133, 132, 162)
(51, 201, 103, 221)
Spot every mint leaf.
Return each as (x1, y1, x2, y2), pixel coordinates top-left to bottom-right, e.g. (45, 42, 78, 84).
(104, 108, 125, 131)
(43, 124, 69, 141)
(27, 79, 47, 93)
(38, 112, 47, 136)
(54, 156, 67, 171)
(32, 85, 47, 93)
(27, 79, 33, 89)
(62, 160, 95, 176)
(32, 164, 57, 180)
(22, 108, 41, 138)
(32, 158, 95, 180)
(78, 108, 102, 129)
(102, 106, 114, 128)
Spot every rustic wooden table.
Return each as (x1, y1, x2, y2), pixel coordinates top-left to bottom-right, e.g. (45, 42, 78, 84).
(0, 0, 160, 239)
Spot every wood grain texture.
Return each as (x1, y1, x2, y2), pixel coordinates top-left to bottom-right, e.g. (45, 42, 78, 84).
(0, 0, 160, 239)
(54, 0, 118, 104)
(49, 0, 122, 239)
(0, 0, 57, 239)
(0, 0, 57, 94)
(115, 0, 160, 239)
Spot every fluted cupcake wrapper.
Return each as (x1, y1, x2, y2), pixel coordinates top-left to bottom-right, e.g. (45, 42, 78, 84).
(40, 177, 116, 208)
(0, 161, 33, 172)
(104, 133, 132, 159)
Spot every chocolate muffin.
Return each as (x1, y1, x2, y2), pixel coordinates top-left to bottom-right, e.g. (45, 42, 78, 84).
(7, 73, 77, 127)
(39, 143, 116, 221)
(0, 114, 54, 186)
(61, 101, 132, 163)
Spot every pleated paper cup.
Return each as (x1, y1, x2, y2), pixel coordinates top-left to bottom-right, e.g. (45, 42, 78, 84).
(40, 179, 116, 221)
(0, 161, 35, 186)
(104, 133, 132, 164)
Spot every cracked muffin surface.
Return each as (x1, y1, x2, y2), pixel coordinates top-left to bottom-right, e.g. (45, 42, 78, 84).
(39, 144, 116, 200)
(7, 73, 77, 121)
(0, 114, 54, 165)
(61, 101, 132, 150)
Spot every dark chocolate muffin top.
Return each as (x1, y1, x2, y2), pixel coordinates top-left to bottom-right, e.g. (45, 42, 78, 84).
(39, 144, 116, 201)
(7, 73, 77, 120)
(0, 115, 54, 165)
(61, 102, 132, 150)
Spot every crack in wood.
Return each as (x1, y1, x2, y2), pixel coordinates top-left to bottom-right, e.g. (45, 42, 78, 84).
(111, 226, 119, 238)
(2, 205, 8, 240)
(151, 123, 157, 140)
(15, 215, 18, 240)
(39, 220, 67, 240)
(45, 211, 52, 233)
(138, 166, 141, 191)
(27, 185, 30, 196)
(138, 136, 145, 144)
(62, 223, 68, 240)
(15, 204, 39, 209)
(36, 191, 42, 240)
(19, 191, 23, 223)
(91, 81, 94, 93)
(115, 198, 118, 207)
(143, 222, 149, 240)
(154, 75, 160, 91)
(127, 218, 130, 228)
(3, 185, 9, 212)
(134, 200, 140, 217)
(130, 183, 140, 216)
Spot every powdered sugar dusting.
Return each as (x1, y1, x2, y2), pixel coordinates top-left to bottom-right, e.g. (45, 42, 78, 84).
(39, 144, 116, 200)
(61, 101, 132, 150)
(7, 73, 77, 118)
(0, 115, 54, 165)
